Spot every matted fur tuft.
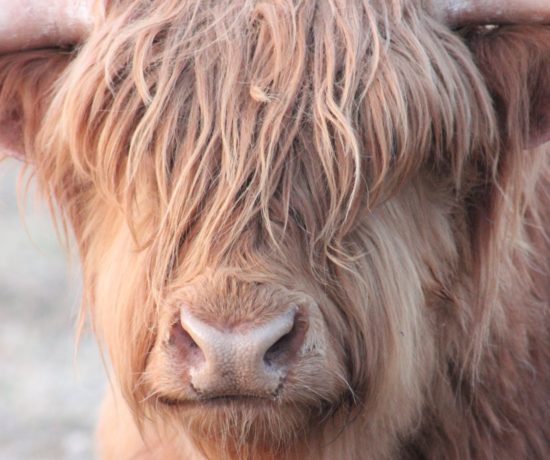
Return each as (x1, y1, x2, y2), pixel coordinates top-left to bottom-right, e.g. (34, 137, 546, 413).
(1, 0, 548, 458)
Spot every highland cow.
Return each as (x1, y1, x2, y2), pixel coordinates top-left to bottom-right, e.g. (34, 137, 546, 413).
(0, 0, 549, 459)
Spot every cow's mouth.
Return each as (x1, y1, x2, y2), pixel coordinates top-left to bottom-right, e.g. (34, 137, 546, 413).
(157, 394, 278, 408)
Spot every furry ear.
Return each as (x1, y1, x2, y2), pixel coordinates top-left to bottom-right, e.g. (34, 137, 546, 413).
(0, 99, 23, 159)
(0, 50, 70, 161)
(466, 25, 550, 150)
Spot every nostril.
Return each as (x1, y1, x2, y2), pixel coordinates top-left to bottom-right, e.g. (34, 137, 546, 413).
(170, 320, 203, 361)
(264, 331, 292, 366)
(263, 312, 308, 367)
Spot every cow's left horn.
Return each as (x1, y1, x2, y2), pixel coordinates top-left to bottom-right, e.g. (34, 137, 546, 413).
(435, 0, 550, 26)
(0, 0, 100, 53)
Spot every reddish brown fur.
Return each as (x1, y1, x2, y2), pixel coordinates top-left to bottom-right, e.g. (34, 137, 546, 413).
(0, 1, 548, 459)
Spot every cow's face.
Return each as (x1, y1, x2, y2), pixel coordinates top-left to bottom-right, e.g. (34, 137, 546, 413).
(1, 0, 550, 459)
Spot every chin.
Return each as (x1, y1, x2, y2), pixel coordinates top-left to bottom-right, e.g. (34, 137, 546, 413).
(169, 399, 316, 455)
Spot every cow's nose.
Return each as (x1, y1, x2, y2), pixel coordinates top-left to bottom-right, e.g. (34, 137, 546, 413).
(174, 306, 307, 398)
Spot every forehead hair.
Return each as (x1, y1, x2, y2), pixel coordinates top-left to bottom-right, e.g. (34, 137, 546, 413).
(35, 0, 495, 286)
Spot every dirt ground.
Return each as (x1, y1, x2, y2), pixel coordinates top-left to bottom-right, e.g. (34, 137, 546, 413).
(0, 159, 105, 460)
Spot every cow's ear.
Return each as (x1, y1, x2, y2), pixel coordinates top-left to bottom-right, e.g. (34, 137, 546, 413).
(0, 61, 25, 160)
(0, 50, 71, 162)
(465, 26, 550, 150)
(0, 0, 96, 161)
(0, 99, 24, 160)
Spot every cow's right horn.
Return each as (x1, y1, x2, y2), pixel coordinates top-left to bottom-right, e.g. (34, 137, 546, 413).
(0, 0, 100, 53)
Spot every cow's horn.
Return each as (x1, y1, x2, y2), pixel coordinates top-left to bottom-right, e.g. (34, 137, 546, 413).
(0, 0, 99, 53)
(437, 0, 550, 26)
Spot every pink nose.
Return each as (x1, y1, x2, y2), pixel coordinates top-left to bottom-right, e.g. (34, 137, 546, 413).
(173, 307, 307, 398)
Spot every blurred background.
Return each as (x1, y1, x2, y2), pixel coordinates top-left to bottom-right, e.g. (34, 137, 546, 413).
(0, 159, 105, 460)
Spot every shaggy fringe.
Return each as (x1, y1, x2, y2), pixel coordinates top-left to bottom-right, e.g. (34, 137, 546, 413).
(1, 0, 548, 458)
